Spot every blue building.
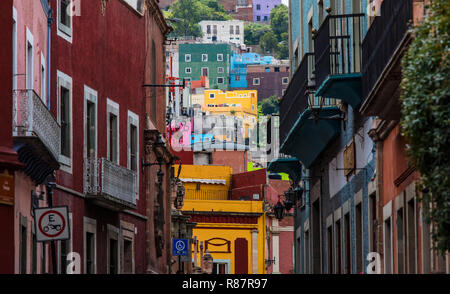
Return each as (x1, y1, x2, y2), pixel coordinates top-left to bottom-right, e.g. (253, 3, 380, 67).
(269, 0, 376, 274)
(230, 52, 273, 88)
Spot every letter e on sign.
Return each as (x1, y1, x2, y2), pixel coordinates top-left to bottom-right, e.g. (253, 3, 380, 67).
(34, 206, 70, 242)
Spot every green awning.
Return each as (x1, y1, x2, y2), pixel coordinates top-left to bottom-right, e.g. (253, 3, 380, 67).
(267, 158, 302, 184)
(315, 73, 362, 109)
(280, 107, 342, 168)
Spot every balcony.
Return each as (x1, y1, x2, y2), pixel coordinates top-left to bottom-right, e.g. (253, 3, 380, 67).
(84, 158, 137, 210)
(360, 0, 413, 120)
(13, 90, 60, 183)
(184, 189, 229, 201)
(314, 13, 365, 108)
(279, 53, 314, 145)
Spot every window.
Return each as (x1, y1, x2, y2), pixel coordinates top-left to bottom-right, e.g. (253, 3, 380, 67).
(327, 225, 333, 274)
(256, 16, 261, 21)
(217, 54, 223, 61)
(121, 221, 135, 274)
(217, 77, 224, 84)
(236, 26, 240, 35)
(282, 77, 289, 84)
(335, 219, 342, 274)
(397, 206, 406, 274)
(123, 0, 144, 13)
(256, 4, 261, 10)
(407, 198, 417, 273)
(264, 16, 268, 21)
(213, 25, 217, 35)
(207, 25, 211, 34)
(201, 67, 209, 77)
(41, 54, 46, 104)
(107, 225, 119, 274)
(58, 0, 72, 41)
(128, 111, 139, 198)
(355, 202, 363, 274)
(282, 89, 286, 95)
(58, 71, 72, 172)
(202, 54, 208, 62)
(84, 217, 97, 274)
(185, 54, 191, 62)
(217, 67, 224, 73)
(185, 67, 191, 74)
(253, 78, 260, 85)
(84, 86, 98, 159)
(26, 28, 34, 90)
(230, 25, 234, 35)
(384, 217, 393, 274)
(107, 99, 119, 164)
(209, 93, 215, 99)
(235, 75, 240, 81)
(12, 7, 17, 90)
(20, 214, 27, 274)
(123, 239, 133, 273)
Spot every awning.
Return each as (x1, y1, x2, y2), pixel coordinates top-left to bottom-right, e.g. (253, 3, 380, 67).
(315, 73, 362, 109)
(280, 107, 342, 168)
(267, 158, 302, 184)
(180, 178, 227, 185)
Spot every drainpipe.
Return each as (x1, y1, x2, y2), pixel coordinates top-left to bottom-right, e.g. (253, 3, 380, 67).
(45, 2, 53, 109)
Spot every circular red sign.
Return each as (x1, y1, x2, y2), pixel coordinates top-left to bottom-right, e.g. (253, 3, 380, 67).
(38, 210, 66, 238)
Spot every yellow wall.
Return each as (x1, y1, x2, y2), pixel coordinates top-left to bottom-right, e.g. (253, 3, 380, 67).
(201, 90, 258, 139)
(184, 200, 266, 274)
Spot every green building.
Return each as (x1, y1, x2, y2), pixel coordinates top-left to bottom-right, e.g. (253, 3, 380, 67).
(179, 43, 231, 90)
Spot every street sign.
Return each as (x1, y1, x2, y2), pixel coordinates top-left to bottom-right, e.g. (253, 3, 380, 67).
(34, 206, 70, 242)
(173, 238, 189, 256)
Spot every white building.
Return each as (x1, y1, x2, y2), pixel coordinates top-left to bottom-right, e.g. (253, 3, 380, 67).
(199, 20, 244, 46)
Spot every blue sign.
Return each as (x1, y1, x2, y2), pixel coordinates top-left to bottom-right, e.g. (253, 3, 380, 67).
(173, 239, 189, 256)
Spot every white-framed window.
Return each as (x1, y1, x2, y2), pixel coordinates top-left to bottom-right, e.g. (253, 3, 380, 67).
(84, 85, 98, 159)
(282, 77, 289, 84)
(282, 89, 287, 96)
(12, 7, 17, 90)
(185, 54, 191, 62)
(83, 217, 97, 274)
(122, 0, 144, 14)
(217, 54, 223, 61)
(41, 53, 46, 104)
(26, 27, 34, 90)
(185, 67, 192, 74)
(107, 99, 120, 164)
(57, 0, 73, 43)
(202, 54, 208, 62)
(209, 93, 215, 99)
(57, 70, 73, 173)
(253, 78, 260, 85)
(107, 224, 120, 274)
(218, 67, 224, 73)
(128, 111, 139, 199)
(217, 77, 224, 84)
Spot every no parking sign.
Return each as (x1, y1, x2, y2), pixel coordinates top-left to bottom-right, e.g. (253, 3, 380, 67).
(34, 206, 70, 242)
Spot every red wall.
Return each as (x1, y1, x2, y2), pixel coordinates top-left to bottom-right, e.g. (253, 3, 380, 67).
(230, 169, 266, 200)
(0, 0, 16, 274)
(212, 150, 247, 174)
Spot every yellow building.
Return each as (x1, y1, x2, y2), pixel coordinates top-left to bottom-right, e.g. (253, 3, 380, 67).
(202, 90, 258, 138)
(175, 164, 266, 274)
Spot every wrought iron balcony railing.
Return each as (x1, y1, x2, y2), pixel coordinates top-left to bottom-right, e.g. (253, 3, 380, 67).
(84, 158, 138, 209)
(12, 89, 61, 163)
(362, 0, 413, 101)
(184, 189, 229, 201)
(279, 53, 314, 145)
(314, 13, 365, 88)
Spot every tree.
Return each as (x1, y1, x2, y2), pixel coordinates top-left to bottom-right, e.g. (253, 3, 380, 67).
(244, 22, 271, 45)
(259, 31, 278, 54)
(167, 0, 232, 38)
(258, 95, 280, 115)
(400, 0, 450, 253)
(270, 4, 289, 41)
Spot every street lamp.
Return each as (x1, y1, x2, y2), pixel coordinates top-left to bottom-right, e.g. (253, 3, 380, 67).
(273, 201, 285, 220)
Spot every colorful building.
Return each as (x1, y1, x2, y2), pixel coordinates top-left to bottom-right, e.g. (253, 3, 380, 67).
(179, 43, 231, 90)
(230, 52, 273, 88)
(202, 90, 258, 139)
(199, 20, 245, 46)
(253, 0, 281, 22)
(176, 165, 267, 274)
(244, 63, 290, 101)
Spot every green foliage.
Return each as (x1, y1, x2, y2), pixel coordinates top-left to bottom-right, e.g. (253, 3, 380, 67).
(258, 95, 280, 115)
(167, 0, 232, 38)
(244, 22, 271, 45)
(270, 4, 289, 41)
(400, 0, 450, 253)
(259, 31, 278, 54)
